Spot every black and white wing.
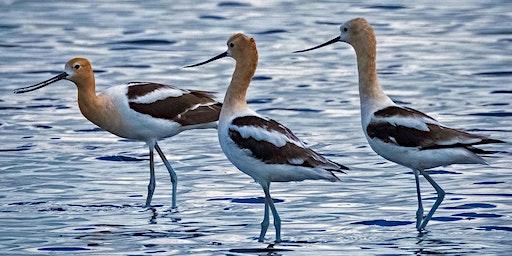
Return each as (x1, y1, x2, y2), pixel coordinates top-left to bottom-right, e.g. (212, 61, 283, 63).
(126, 82, 221, 127)
(228, 115, 348, 174)
(366, 106, 504, 153)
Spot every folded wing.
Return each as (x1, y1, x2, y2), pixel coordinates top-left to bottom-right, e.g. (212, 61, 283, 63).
(367, 106, 504, 152)
(126, 82, 221, 126)
(228, 115, 348, 172)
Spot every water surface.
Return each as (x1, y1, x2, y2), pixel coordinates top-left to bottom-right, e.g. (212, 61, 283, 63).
(0, 1, 511, 255)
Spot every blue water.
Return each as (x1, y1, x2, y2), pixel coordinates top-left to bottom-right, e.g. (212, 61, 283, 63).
(1, 1, 511, 255)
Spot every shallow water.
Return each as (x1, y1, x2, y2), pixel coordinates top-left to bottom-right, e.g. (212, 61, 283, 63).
(1, 1, 511, 255)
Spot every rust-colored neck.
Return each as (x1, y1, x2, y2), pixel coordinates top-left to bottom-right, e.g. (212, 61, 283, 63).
(75, 74, 106, 126)
(352, 33, 386, 103)
(222, 51, 258, 114)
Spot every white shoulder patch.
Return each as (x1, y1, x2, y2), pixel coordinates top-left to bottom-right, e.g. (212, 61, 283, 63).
(232, 125, 288, 147)
(288, 157, 305, 165)
(130, 87, 185, 104)
(378, 116, 431, 131)
(230, 122, 306, 148)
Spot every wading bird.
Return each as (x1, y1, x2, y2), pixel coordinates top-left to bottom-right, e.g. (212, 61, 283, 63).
(14, 57, 222, 209)
(294, 18, 504, 231)
(185, 33, 348, 242)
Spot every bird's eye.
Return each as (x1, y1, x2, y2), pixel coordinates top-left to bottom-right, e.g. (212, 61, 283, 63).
(229, 43, 234, 48)
(74, 64, 80, 69)
(343, 27, 348, 32)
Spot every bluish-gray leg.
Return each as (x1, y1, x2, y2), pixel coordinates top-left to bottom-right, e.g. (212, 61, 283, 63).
(262, 183, 281, 243)
(145, 145, 156, 208)
(418, 169, 445, 230)
(413, 169, 424, 231)
(155, 143, 178, 209)
(258, 197, 270, 242)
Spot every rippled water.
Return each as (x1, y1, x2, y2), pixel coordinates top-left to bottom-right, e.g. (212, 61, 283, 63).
(1, 1, 511, 255)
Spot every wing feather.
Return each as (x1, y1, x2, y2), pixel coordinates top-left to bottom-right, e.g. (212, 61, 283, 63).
(368, 106, 504, 150)
(229, 116, 348, 172)
(127, 82, 221, 126)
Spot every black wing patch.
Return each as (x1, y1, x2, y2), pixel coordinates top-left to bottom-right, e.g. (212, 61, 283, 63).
(368, 106, 504, 151)
(127, 82, 221, 126)
(373, 106, 436, 121)
(229, 116, 348, 171)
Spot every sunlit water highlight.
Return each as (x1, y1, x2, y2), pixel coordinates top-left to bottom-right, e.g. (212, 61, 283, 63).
(0, 1, 511, 255)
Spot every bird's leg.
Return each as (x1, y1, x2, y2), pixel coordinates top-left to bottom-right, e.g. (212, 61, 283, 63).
(413, 169, 424, 231)
(258, 183, 270, 242)
(262, 182, 281, 243)
(155, 142, 178, 210)
(145, 145, 156, 208)
(418, 169, 445, 230)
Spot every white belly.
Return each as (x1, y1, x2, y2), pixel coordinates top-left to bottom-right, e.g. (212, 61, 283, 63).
(366, 134, 485, 170)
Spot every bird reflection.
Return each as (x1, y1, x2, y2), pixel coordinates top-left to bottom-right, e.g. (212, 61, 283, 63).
(149, 207, 158, 224)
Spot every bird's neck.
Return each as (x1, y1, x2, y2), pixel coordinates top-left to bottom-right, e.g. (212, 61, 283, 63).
(76, 76, 107, 126)
(221, 55, 257, 117)
(353, 37, 388, 105)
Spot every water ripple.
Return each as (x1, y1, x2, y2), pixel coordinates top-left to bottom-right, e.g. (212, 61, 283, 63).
(1, 1, 510, 255)
(352, 220, 414, 227)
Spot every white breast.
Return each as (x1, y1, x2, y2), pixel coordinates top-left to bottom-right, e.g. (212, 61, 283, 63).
(100, 84, 182, 141)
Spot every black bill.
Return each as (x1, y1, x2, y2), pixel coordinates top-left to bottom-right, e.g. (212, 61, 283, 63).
(184, 51, 228, 68)
(13, 72, 68, 94)
(293, 36, 341, 53)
